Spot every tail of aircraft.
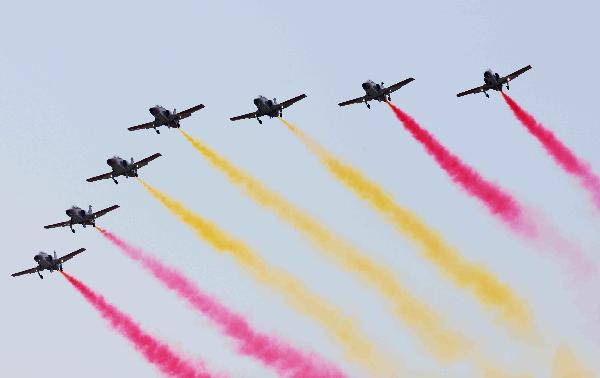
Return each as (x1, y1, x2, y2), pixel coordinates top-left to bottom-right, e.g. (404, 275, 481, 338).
(131, 157, 139, 176)
(54, 251, 63, 271)
(88, 205, 93, 215)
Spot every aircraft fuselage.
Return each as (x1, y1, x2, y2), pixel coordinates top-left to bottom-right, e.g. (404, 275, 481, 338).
(253, 96, 281, 118)
(33, 252, 62, 275)
(106, 156, 138, 179)
(361, 80, 389, 102)
(149, 106, 180, 128)
(65, 206, 95, 227)
(483, 70, 504, 92)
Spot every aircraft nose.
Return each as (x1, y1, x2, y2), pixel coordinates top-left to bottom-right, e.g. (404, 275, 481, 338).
(65, 209, 72, 216)
(253, 98, 260, 106)
(107, 158, 114, 166)
(361, 82, 369, 89)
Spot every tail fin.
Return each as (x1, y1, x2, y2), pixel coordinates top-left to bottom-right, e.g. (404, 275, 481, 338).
(88, 205, 93, 215)
(55, 251, 63, 271)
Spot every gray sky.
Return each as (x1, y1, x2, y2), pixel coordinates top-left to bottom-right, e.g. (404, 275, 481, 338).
(2, 0, 599, 376)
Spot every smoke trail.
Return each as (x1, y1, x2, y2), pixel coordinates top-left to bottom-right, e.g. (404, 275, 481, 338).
(386, 101, 534, 236)
(96, 227, 346, 378)
(552, 345, 593, 378)
(502, 93, 600, 213)
(60, 272, 212, 378)
(177, 130, 471, 362)
(280, 118, 532, 336)
(386, 102, 595, 279)
(137, 180, 394, 376)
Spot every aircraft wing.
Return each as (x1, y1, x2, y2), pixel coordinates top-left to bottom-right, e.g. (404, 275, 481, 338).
(384, 78, 415, 95)
(57, 248, 86, 264)
(230, 111, 258, 122)
(503, 65, 532, 83)
(86, 172, 113, 183)
(44, 220, 71, 229)
(456, 84, 493, 97)
(128, 121, 155, 132)
(92, 205, 120, 219)
(338, 95, 367, 107)
(278, 94, 307, 110)
(133, 153, 162, 170)
(11, 267, 38, 277)
(177, 104, 205, 120)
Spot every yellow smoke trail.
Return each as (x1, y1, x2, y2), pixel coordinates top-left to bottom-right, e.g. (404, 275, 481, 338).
(279, 118, 532, 336)
(138, 179, 395, 376)
(179, 129, 470, 362)
(552, 346, 593, 378)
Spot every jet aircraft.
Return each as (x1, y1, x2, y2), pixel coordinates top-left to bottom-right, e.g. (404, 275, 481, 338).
(44, 205, 119, 233)
(230, 94, 307, 124)
(11, 248, 86, 279)
(338, 78, 415, 109)
(456, 65, 532, 98)
(86, 153, 161, 184)
(128, 104, 205, 134)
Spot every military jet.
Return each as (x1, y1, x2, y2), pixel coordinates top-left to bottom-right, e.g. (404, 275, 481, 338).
(44, 205, 119, 233)
(128, 104, 205, 134)
(456, 65, 532, 98)
(338, 78, 415, 109)
(11, 248, 86, 279)
(230, 94, 307, 124)
(86, 153, 161, 184)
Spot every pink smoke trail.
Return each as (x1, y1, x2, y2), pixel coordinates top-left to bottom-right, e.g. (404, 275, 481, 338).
(386, 102, 595, 279)
(502, 92, 600, 213)
(97, 227, 346, 378)
(61, 271, 212, 378)
(386, 101, 535, 236)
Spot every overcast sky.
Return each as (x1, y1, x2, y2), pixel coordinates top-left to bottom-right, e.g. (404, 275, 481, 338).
(2, 1, 599, 377)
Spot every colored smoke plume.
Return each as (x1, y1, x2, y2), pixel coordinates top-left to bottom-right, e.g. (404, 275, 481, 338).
(386, 102, 595, 280)
(280, 117, 533, 337)
(137, 179, 394, 376)
(386, 101, 535, 237)
(96, 227, 346, 378)
(179, 129, 470, 362)
(502, 92, 600, 213)
(61, 271, 212, 378)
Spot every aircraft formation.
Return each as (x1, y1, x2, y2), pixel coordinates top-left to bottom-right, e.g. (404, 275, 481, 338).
(13, 63, 569, 377)
(11, 64, 532, 279)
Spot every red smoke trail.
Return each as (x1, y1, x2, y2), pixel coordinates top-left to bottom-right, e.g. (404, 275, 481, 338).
(502, 92, 600, 213)
(97, 228, 345, 378)
(386, 102, 595, 279)
(386, 101, 535, 236)
(60, 271, 212, 378)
